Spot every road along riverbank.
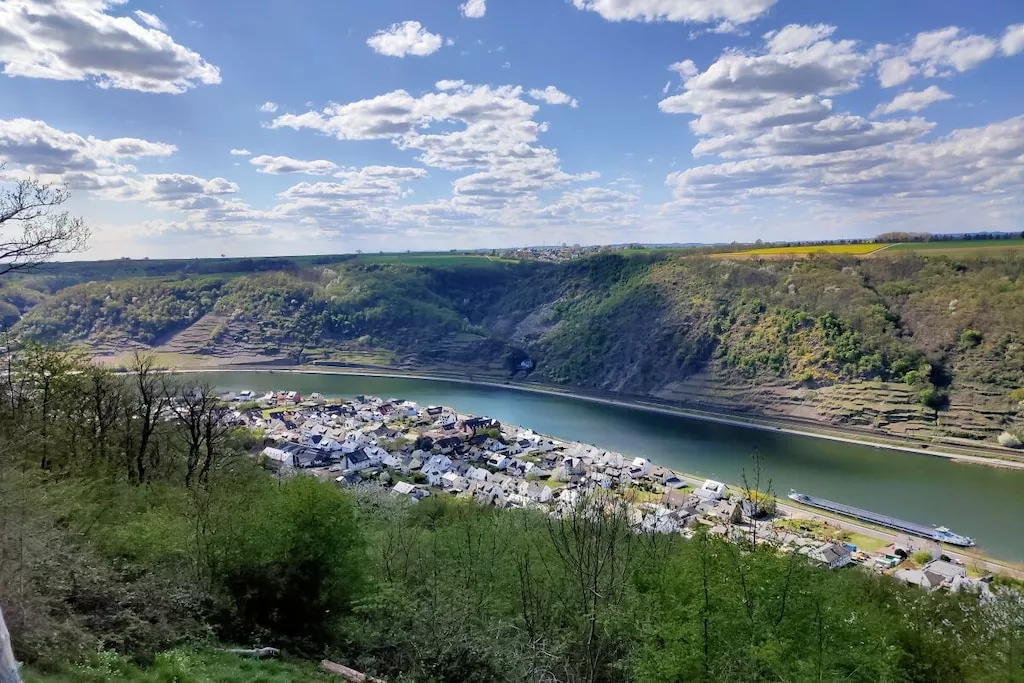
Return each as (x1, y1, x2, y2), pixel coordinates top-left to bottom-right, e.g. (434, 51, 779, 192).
(191, 368, 1024, 564)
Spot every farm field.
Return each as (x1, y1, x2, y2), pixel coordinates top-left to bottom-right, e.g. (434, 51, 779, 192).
(352, 252, 518, 266)
(889, 239, 1024, 255)
(713, 243, 892, 258)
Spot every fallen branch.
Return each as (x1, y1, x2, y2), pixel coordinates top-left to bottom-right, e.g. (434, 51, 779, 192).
(222, 647, 280, 659)
(321, 659, 386, 683)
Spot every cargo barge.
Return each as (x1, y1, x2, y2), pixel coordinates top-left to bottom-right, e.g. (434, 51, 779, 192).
(788, 491, 975, 547)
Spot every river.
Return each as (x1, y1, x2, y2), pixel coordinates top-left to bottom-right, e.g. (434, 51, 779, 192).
(205, 371, 1024, 563)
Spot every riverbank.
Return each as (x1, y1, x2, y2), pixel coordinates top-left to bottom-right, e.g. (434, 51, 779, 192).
(180, 362, 1024, 471)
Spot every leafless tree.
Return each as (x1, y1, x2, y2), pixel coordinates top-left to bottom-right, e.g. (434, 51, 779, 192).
(124, 352, 170, 484)
(170, 381, 231, 487)
(545, 492, 635, 683)
(0, 167, 90, 276)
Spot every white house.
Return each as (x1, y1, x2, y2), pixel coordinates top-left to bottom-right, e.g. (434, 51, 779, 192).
(260, 446, 292, 472)
(467, 466, 492, 482)
(694, 479, 727, 501)
(525, 481, 553, 503)
(809, 542, 853, 569)
(629, 457, 652, 477)
(488, 453, 512, 470)
(439, 413, 458, 430)
(422, 454, 453, 477)
(441, 472, 468, 491)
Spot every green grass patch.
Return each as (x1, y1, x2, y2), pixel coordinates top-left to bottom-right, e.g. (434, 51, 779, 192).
(24, 649, 336, 683)
(889, 238, 1024, 251)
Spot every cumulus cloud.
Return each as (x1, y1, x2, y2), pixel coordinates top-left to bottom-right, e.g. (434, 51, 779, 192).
(259, 101, 279, 113)
(654, 22, 1024, 227)
(269, 82, 596, 212)
(229, 148, 251, 156)
(659, 24, 872, 145)
(872, 86, 953, 116)
(877, 57, 917, 88)
(908, 27, 998, 76)
(570, 0, 777, 24)
(0, 0, 220, 93)
(0, 117, 175, 190)
(666, 116, 1024, 212)
(461, 0, 486, 19)
(1003, 24, 1024, 56)
(249, 155, 338, 175)
(528, 86, 579, 108)
(367, 21, 446, 58)
(133, 10, 166, 31)
(876, 24, 1021, 87)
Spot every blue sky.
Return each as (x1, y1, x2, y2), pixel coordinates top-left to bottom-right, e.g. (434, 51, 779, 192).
(1, 0, 1022, 258)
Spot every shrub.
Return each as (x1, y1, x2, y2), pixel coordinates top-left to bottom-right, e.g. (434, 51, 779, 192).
(959, 329, 983, 349)
(997, 431, 1023, 448)
(919, 386, 948, 410)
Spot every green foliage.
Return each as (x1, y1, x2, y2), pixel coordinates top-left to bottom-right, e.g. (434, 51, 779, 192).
(960, 328, 984, 349)
(920, 385, 949, 410)
(911, 550, 933, 565)
(23, 649, 336, 683)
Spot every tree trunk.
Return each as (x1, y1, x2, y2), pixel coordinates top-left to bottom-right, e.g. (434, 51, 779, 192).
(0, 605, 20, 683)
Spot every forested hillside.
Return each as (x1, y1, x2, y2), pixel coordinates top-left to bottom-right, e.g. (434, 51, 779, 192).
(1, 349, 1022, 682)
(5, 251, 1024, 447)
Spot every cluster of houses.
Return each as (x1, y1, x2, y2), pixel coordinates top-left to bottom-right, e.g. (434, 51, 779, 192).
(222, 390, 995, 593)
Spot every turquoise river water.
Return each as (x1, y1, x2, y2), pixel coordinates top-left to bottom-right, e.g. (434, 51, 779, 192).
(205, 371, 1024, 563)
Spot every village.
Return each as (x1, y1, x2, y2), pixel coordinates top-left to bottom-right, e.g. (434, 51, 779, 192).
(225, 388, 997, 597)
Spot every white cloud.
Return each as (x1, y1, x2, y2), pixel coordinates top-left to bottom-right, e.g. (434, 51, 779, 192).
(666, 116, 1024, 214)
(876, 24, 1019, 87)
(654, 23, 1020, 225)
(570, 0, 777, 24)
(461, 0, 486, 19)
(367, 21, 445, 58)
(668, 59, 699, 79)
(877, 57, 917, 88)
(270, 82, 596, 210)
(229, 148, 251, 156)
(659, 24, 872, 144)
(0, 117, 175, 190)
(133, 10, 166, 31)
(260, 101, 279, 113)
(908, 27, 998, 76)
(1003, 24, 1024, 56)
(249, 155, 339, 175)
(872, 86, 953, 117)
(763, 23, 835, 53)
(0, 0, 220, 93)
(528, 86, 579, 108)
(435, 79, 465, 91)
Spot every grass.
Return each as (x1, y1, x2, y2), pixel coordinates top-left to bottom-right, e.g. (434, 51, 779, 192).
(24, 649, 336, 683)
(716, 243, 891, 258)
(845, 532, 888, 553)
(353, 252, 518, 266)
(889, 239, 1024, 253)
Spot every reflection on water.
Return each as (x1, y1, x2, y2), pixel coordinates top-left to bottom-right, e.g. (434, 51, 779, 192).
(203, 371, 1024, 562)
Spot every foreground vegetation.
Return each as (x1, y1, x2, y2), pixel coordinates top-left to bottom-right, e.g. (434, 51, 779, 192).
(1, 348, 1023, 682)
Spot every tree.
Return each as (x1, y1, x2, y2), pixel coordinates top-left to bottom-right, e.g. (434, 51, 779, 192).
(0, 168, 90, 275)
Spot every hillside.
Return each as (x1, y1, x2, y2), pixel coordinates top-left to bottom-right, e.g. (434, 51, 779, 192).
(6, 251, 1024, 448)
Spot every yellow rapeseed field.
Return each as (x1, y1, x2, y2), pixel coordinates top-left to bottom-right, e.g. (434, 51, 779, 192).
(715, 243, 892, 258)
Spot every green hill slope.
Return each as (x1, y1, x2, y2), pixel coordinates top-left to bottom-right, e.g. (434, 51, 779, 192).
(8, 251, 1024, 446)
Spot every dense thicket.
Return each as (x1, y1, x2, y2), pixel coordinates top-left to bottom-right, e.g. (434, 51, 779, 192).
(1, 348, 1022, 681)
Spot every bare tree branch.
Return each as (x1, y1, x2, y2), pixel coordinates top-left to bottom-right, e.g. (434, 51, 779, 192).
(0, 166, 90, 276)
